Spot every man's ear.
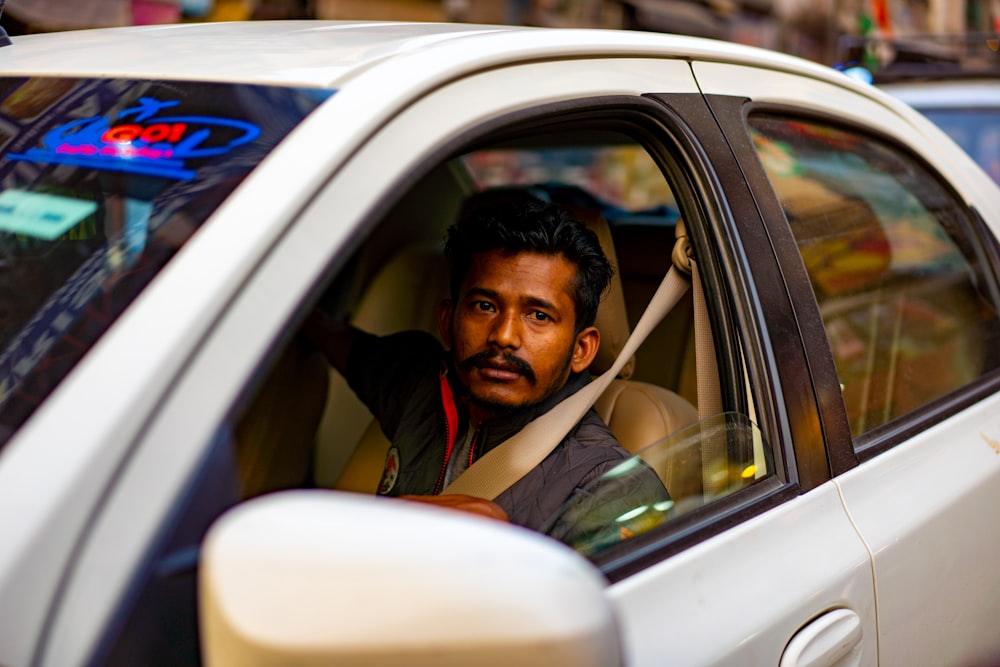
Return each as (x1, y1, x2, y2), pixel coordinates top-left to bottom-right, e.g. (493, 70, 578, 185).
(570, 326, 600, 373)
(438, 299, 454, 347)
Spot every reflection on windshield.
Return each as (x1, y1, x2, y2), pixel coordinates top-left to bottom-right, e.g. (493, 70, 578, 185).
(548, 413, 771, 556)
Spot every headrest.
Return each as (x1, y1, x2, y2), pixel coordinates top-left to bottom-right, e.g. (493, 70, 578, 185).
(553, 199, 634, 379)
(353, 243, 450, 340)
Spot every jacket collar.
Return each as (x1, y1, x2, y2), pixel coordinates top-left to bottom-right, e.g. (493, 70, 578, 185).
(447, 368, 593, 455)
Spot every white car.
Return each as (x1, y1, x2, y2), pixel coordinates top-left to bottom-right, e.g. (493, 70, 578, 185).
(1, 20, 999, 667)
(880, 77, 1000, 185)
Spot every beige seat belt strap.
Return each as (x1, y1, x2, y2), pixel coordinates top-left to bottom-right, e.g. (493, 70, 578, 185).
(674, 215, 724, 492)
(444, 265, 692, 500)
(691, 258, 721, 418)
(691, 258, 726, 494)
(670, 219, 721, 418)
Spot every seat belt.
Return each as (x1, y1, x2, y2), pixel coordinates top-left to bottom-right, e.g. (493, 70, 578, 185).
(691, 257, 726, 495)
(444, 221, 720, 501)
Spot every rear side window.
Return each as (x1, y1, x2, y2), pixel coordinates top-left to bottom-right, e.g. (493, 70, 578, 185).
(748, 114, 1000, 438)
(0, 77, 330, 451)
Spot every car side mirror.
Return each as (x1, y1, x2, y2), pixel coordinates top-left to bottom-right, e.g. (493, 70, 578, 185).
(199, 490, 623, 667)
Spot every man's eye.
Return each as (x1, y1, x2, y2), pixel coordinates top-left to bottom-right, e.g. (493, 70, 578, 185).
(528, 310, 550, 321)
(474, 301, 495, 312)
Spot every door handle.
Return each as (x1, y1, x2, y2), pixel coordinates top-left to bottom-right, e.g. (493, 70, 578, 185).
(780, 608, 863, 667)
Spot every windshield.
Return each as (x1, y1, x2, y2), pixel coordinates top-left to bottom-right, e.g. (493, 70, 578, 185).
(0, 77, 331, 450)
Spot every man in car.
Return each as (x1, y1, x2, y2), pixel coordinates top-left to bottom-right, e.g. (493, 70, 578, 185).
(305, 191, 668, 536)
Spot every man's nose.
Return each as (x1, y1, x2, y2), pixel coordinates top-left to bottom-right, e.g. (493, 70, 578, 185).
(488, 311, 521, 349)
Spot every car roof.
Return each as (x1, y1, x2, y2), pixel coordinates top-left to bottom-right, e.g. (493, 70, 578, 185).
(0, 19, 859, 90)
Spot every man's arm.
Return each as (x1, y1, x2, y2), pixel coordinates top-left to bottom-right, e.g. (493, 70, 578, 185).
(301, 309, 363, 375)
(303, 311, 509, 523)
(399, 494, 510, 523)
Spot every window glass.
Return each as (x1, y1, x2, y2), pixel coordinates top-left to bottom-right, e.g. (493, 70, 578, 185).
(549, 413, 773, 556)
(0, 77, 330, 451)
(748, 114, 1000, 437)
(461, 144, 678, 220)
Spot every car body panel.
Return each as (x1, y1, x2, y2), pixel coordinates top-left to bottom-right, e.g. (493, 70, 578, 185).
(0, 20, 907, 93)
(608, 482, 875, 665)
(0, 21, 506, 86)
(834, 397, 1000, 666)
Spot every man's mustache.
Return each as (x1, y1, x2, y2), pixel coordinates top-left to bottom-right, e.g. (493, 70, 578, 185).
(458, 349, 536, 383)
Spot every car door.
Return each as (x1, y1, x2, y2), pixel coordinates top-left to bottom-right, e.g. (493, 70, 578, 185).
(597, 93, 876, 666)
(34, 55, 875, 667)
(695, 60, 1000, 665)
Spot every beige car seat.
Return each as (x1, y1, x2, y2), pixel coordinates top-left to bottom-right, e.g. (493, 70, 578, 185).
(233, 334, 330, 499)
(321, 187, 698, 495)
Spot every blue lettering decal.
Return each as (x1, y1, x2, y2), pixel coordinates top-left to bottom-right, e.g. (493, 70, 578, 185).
(7, 97, 261, 180)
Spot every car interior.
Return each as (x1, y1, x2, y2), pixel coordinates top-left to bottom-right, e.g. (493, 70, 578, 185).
(229, 124, 769, 552)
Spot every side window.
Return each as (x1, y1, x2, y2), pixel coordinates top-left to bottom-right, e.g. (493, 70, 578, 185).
(549, 412, 773, 556)
(748, 114, 1000, 438)
(293, 126, 778, 560)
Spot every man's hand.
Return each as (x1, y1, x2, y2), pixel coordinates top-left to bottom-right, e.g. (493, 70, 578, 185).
(399, 494, 510, 523)
(301, 309, 360, 374)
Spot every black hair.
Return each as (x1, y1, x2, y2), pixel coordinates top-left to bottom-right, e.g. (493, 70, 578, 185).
(444, 188, 614, 334)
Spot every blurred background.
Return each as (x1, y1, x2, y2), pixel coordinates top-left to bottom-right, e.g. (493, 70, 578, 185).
(2, 0, 998, 71)
(3, 0, 1000, 65)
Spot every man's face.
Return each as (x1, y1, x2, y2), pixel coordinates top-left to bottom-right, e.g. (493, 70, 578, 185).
(439, 249, 600, 423)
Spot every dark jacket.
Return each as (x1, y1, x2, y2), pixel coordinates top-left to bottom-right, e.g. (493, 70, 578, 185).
(345, 329, 669, 536)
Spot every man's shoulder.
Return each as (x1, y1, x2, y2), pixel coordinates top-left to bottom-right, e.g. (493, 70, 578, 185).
(538, 410, 634, 483)
(569, 410, 629, 457)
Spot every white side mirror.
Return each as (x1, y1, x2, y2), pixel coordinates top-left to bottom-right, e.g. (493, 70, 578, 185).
(200, 490, 622, 667)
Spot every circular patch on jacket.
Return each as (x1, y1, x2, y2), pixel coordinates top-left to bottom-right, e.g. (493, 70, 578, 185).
(377, 446, 400, 495)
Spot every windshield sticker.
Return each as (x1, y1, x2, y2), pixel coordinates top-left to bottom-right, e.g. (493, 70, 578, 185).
(0, 189, 97, 240)
(7, 97, 261, 180)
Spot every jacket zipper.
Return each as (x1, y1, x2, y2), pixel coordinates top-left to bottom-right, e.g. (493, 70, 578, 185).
(433, 366, 459, 495)
(467, 427, 479, 467)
